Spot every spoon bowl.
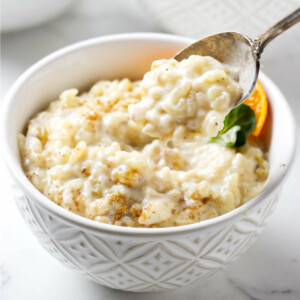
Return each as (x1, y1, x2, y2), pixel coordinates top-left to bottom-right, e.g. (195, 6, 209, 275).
(174, 8, 300, 107)
(174, 32, 258, 105)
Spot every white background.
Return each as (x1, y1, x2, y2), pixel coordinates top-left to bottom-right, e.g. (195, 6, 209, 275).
(1, 1, 300, 299)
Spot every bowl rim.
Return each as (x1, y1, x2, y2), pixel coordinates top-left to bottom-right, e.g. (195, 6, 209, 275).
(1, 32, 297, 237)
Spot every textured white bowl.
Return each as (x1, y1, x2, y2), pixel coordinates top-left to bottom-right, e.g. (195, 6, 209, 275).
(140, 0, 299, 39)
(1, 33, 296, 292)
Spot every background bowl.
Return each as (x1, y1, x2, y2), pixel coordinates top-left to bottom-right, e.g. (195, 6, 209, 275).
(1, 33, 296, 292)
(1, 0, 74, 32)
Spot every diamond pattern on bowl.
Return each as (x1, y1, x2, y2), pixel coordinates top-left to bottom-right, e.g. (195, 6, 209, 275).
(126, 243, 188, 280)
(162, 260, 218, 287)
(12, 184, 280, 291)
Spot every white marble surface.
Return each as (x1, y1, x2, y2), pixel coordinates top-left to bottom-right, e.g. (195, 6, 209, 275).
(1, 1, 300, 299)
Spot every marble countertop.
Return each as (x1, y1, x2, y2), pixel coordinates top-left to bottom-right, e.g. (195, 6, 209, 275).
(1, 1, 300, 299)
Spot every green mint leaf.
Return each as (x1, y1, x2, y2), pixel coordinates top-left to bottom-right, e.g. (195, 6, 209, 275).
(209, 104, 256, 149)
(209, 125, 241, 148)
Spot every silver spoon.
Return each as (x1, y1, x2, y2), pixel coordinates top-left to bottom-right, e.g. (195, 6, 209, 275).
(174, 8, 300, 106)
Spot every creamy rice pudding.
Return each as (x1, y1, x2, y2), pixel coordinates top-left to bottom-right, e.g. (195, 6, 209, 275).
(19, 55, 268, 227)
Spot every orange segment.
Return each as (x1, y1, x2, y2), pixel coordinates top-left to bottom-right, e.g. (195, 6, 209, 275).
(243, 80, 268, 136)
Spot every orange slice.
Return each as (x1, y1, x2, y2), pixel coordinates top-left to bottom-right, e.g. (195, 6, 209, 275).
(243, 80, 268, 136)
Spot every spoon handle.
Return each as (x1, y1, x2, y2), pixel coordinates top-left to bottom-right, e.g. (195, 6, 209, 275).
(254, 8, 300, 58)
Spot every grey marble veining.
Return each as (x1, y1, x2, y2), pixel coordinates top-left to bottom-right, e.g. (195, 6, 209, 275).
(1, 0, 300, 299)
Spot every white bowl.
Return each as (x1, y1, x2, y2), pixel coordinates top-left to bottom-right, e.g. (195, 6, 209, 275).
(1, 33, 296, 292)
(1, 0, 74, 32)
(140, 0, 299, 39)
